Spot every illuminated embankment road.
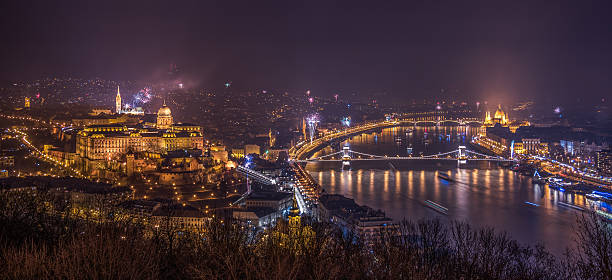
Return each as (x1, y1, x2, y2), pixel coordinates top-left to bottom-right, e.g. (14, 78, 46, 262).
(290, 120, 400, 161)
(534, 157, 612, 188)
(12, 128, 84, 178)
(289, 120, 400, 203)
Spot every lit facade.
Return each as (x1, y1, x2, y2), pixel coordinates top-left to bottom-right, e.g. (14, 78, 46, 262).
(0, 156, 15, 167)
(597, 150, 612, 176)
(483, 104, 529, 132)
(71, 114, 132, 128)
(76, 104, 203, 161)
(245, 144, 260, 155)
(515, 138, 548, 156)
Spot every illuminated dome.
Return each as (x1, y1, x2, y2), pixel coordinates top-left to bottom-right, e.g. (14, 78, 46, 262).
(156, 101, 174, 129)
(158, 105, 172, 117)
(494, 105, 505, 119)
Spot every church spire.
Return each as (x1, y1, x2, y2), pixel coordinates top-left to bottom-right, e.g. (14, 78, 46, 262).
(289, 194, 300, 217)
(115, 85, 122, 114)
(287, 194, 301, 229)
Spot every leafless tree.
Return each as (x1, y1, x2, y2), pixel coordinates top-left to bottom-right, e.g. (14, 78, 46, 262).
(565, 211, 612, 280)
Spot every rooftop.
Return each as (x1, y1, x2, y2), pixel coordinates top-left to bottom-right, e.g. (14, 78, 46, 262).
(320, 194, 388, 222)
(234, 207, 277, 218)
(152, 204, 204, 218)
(0, 176, 131, 194)
(246, 191, 293, 202)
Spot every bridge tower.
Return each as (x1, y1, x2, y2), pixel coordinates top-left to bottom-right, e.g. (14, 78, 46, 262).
(457, 145, 467, 164)
(342, 144, 351, 169)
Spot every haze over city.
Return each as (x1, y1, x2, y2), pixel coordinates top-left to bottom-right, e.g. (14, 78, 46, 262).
(2, 1, 612, 104)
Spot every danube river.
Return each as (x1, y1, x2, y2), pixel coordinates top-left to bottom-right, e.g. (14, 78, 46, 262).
(306, 126, 586, 255)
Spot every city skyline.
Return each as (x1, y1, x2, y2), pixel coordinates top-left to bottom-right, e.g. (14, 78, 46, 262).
(0, 1, 611, 279)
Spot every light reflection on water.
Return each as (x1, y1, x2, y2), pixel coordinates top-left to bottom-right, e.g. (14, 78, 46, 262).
(306, 126, 584, 256)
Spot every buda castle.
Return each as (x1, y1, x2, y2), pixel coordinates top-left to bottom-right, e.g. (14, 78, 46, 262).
(76, 100, 203, 162)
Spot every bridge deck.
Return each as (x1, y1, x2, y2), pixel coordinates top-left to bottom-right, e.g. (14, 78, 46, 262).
(295, 157, 513, 162)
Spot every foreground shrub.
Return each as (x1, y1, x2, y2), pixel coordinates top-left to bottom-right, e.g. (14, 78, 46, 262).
(0, 190, 610, 279)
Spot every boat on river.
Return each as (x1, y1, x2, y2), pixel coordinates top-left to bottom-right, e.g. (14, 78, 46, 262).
(438, 172, 454, 182)
(424, 200, 448, 214)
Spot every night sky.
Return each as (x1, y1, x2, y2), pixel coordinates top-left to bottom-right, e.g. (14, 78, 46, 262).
(1, 0, 612, 104)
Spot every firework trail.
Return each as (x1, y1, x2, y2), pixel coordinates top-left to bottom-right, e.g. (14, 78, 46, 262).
(131, 87, 154, 108)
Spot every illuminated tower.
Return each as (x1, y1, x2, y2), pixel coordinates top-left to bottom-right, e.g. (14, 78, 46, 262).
(302, 118, 307, 140)
(115, 86, 122, 114)
(287, 195, 301, 230)
(269, 128, 276, 147)
(24, 97, 30, 108)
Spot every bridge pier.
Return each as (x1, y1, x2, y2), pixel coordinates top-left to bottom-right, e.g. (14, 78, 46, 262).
(342, 144, 351, 169)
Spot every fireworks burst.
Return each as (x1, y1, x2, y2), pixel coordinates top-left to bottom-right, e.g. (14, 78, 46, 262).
(131, 87, 153, 108)
(306, 113, 320, 142)
(341, 116, 351, 127)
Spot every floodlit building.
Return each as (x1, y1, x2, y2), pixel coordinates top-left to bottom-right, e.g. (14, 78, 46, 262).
(150, 204, 207, 230)
(71, 114, 134, 128)
(243, 191, 293, 211)
(521, 138, 548, 155)
(245, 144, 260, 155)
(233, 207, 280, 228)
(484, 105, 509, 127)
(318, 194, 397, 245)
(75, 102, 204, 177)
(597, 150, 612, 176)
(231, 147, 245, 158)
(0, 156, 15, 167)
(89, 108, 113, 116)
(209, 145, 229, 163)
(483, 104, 529, 132)
(77, 104, 203, 160)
